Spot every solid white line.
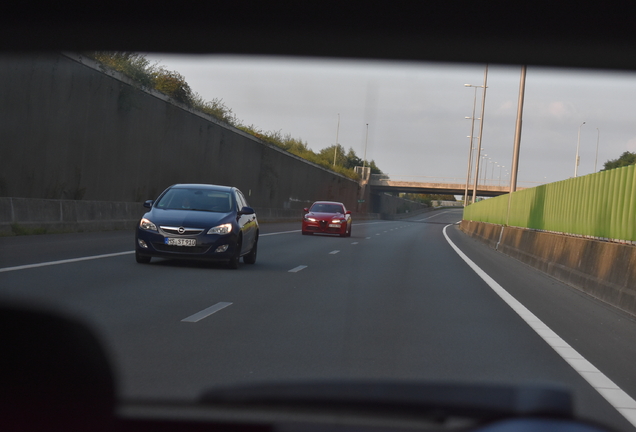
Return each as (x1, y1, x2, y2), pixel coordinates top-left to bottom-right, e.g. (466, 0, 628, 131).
(181, 302, 232, 323)
(288, 265, 308, 273)
(0, 251, 135, 273)
(329, 250, 340, 254)
(442, 224, 636, 427)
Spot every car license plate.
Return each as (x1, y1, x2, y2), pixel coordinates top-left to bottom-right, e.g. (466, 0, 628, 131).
(329, 224, 340, 228)
(165, 237, 196, 246)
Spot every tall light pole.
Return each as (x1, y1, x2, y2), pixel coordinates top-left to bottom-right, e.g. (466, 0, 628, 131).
(362, 123, 369, 170)
(464, 84, 482, 206)
(574, 121, 586, 177)
(483, 157, 491, 185)
(595, 127, 600, 172)
(333, 113, 340, 167)
(472, 65, 489, 204)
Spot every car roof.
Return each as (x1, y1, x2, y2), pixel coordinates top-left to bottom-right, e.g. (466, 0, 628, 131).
(170, 184, 234, 193)
(312, 201, 345, 206)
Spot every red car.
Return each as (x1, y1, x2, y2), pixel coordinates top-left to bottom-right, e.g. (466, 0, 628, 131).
(302, 201, 352, 237)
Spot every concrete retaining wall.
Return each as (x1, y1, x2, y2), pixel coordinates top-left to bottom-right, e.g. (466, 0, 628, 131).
(460, 220, 636, 317)
(0, 53, 361, 211)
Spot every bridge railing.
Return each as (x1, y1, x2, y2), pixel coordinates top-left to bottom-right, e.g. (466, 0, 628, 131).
(370, 174, 539, 189)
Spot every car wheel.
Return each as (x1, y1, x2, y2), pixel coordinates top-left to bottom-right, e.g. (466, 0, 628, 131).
(243, 237, 257, 264)
(346, 224, 352, 237)
(227, 238, 241, 269)
(135, 251, 151, 264)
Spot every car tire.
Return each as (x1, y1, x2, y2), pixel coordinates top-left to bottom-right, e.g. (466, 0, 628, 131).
(227, 238, 241, 269)
(243, 237, 257, 264)
(135, 251, 151, 264)
(346, 225, 352, 237)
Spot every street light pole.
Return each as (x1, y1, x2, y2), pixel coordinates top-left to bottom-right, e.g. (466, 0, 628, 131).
(595, 127, 600, 172)
(333, 113, 340, 167)
(463, 84, 480, 206)
(472, 65, 489, 203)
(363, 123, 369, 170)
(574, 121, 586, 177)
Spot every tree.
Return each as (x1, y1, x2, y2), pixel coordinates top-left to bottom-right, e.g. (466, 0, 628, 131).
(344, 148, 362, 169)
(318, 144, 347, 166)
(602, 151, 636, 171)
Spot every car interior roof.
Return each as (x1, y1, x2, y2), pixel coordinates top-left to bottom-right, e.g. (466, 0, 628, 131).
(2, 1, 635, 72)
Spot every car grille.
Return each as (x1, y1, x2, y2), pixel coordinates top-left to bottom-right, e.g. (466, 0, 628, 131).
(153, 244, 210, 254)
(160, 226, 205, 235)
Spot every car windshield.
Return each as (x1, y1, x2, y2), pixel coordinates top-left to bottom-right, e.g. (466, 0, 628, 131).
(311, 204, 344, 213)
(3, 21, 636, 432)
(156, 189, 233, 213)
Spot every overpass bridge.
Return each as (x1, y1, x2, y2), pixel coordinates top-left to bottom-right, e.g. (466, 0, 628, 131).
(367, 175, 519, 197)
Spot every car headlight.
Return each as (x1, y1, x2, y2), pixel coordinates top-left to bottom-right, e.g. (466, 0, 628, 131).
(139, 218, 157, 231)
(331, 219, 344, 224)
(305, 216, 317, 222)
(208, 223, 232, 235)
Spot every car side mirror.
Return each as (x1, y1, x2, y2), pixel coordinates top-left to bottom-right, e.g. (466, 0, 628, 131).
(345, 210, 351, 215)
(303, 208, 309, 213)
(238, 206, 255, 215)
(143, 200, 153, 209)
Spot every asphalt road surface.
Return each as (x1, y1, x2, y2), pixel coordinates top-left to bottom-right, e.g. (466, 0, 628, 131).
(1, 209, 635, 431)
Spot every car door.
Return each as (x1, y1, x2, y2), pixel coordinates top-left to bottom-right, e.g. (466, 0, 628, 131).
(235, 189, 255, 253)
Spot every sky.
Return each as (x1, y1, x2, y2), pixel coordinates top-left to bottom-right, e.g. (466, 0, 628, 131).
(143, 54, 636, 188)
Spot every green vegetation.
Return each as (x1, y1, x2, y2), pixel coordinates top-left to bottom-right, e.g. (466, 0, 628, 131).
(86, 52, 381, 180)
(602, 151, 636, 171)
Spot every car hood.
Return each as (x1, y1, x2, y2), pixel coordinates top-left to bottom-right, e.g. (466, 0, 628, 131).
(146, 208, 233, 228)
(307, 212, 345, 220)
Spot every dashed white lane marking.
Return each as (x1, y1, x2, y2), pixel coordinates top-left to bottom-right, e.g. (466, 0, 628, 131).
(181, 302, 232, 323)
(261, 230, 301, 236)
(442, 224, 636, 428)
(329, 250, 340, 254)
(0, 251, 135, 273)
(366, 237, 371, 239)
(351, 242, 359, 245)
(417, 210, 453, 221)
(288, 265, 308, 273)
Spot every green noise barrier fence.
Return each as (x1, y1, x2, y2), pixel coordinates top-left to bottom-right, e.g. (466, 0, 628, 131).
(463, 164, 636, 243)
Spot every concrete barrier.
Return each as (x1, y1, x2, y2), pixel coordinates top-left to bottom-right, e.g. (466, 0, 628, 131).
(0, 197, 383, 235)
(460, 220, 636, 317)
(0, 198, 146, 234)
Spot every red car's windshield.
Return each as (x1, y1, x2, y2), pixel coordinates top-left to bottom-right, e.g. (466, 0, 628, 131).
(310, 204, 344, 214)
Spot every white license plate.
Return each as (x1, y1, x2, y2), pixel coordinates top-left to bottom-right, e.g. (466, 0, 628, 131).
(165, 237, 196, 246)
(329, 224, 341, 228)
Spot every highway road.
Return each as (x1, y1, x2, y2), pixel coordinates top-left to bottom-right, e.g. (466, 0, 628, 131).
(1, 208, 636, 431)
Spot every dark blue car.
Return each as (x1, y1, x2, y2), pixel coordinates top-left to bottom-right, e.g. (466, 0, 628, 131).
(135, 184, 258, 269)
